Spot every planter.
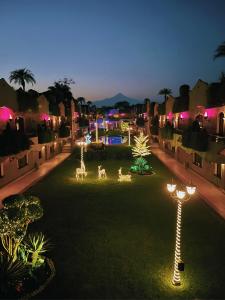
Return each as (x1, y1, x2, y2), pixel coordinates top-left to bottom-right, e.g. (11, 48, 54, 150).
(1, 258, 55, 300)
(20, 258, 55, 299)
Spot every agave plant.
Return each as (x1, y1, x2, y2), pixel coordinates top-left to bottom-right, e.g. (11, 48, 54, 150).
(22, 233, 50, 268)
(0, 253, 28, 296)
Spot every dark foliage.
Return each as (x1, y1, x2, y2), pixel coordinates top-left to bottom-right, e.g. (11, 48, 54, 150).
(78, 116, 89, 128)
(150, 115, 159, 135)
(37, 125, 55, 144)
(158, 102, 165, 115)
(58, 123, 70, 138)
(16, 89, 39, 112)
(0, 125, 30, 156)
(182, 122, 208, 151)
(136, 117, 145, 127)
(159, 122, 174, 140)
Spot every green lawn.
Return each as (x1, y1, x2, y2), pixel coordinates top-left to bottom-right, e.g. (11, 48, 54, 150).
(28, 147, 225, 299)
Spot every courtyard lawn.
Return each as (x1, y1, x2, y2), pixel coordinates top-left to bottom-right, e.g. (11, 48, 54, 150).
(28, 147, 225, 299)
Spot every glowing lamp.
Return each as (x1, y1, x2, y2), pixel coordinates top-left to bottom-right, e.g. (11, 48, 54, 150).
(0, 106, 14, 122)
(204, 111, 208, 119)
(176, 190, 186, 200)
(186, 185, 196, 195)
(167, 183, 176, 193)
(180, 114, 183, 119)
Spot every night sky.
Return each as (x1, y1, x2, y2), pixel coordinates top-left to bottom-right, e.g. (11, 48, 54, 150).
(0, 0, 225, 102)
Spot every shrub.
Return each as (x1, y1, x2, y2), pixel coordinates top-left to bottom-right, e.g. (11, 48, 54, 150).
(59, 123, 70, 138)
(0, 127, 30, 156)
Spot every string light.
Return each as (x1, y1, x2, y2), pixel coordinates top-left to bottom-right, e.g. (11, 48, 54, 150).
(167, 181, 196, 286)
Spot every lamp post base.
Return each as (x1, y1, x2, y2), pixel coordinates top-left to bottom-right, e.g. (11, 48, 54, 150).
(172, 280, 181, 286)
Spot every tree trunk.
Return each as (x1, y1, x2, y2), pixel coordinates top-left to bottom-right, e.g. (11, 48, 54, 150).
(22, 80, 25, 91)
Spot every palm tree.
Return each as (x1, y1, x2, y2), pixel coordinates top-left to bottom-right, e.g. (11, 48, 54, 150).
(77, 97, 86, 114)
(9, 68, 36, 91)
(158, 88, 172, 102)
(214, 41, 225, 60)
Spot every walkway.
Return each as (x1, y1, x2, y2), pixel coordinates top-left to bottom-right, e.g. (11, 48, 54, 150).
(151, 145, 225, 220)
(0, 153, 70, 207)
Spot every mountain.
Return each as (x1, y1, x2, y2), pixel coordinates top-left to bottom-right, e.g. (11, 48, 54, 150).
(93, 93, 142, 107)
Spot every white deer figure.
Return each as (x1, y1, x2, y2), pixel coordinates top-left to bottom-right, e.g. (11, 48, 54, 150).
(118, 167, 131, 182)
(98, 165, 107, 179)
(76, 160, 87, 180)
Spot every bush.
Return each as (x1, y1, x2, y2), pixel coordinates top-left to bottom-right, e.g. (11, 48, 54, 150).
(159, 122, 173, 140)
(0, 127, 30, 156)
(37, 126, 55, 144)
(182, 124, 208, 151)
(59, 123, 70, 138)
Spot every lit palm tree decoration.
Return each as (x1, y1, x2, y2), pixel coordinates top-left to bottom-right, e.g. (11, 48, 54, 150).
(167, 182, 196, 286)
(214, 40, 225, 59)
(130, 132, 153, 174)
(158, 88, 172, 102)
(9, 68, 36, 91)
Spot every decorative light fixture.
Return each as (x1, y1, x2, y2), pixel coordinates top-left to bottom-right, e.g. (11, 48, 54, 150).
(167, 180, 196, 286)
(204, 111, 208, 119)
(76, 140, 87, 180)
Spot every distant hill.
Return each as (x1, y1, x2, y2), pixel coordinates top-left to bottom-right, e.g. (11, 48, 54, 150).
(93, 93, 142, 107)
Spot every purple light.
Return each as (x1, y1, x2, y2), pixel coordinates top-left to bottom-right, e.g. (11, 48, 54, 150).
(0, 106, 14, 122)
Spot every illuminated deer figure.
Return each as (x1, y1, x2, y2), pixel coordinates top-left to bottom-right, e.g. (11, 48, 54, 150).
(76, 160, 87, 180)
(98, 165, 107, 179)
(118, 167, 131, 182)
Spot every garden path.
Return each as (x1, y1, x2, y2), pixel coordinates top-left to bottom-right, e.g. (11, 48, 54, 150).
(151, 145, 225, 220)
(0, 153, 70, 208)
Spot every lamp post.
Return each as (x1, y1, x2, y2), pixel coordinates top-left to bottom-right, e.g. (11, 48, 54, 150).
(128, 126, 132, 146)
(167, 181, 196, 286)
(95, 118, 98, 143)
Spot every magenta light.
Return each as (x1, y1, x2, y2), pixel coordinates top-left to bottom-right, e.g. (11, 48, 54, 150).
(167, 112, 173, 120)
(0, 106, 14, 122)
(40, 113, 50, 121)
(205, 108, 217, 118)
(180, 111, 189, 119)
(204, 111, 208, 118)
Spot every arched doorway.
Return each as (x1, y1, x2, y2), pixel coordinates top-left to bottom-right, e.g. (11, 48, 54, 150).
(195, 114, 203, 128)
(218, 112, 224, 136)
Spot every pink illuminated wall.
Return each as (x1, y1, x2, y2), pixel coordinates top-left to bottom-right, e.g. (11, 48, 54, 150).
(40, 113, 50, 121)
(0, 106, 14, 122)
(204, 108, 217, 118)
(167, 112, 173, 121)
(180, 111, 190, 119)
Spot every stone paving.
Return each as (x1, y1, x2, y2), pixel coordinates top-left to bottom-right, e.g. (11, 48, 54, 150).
(0, 153, 70, 208)
(151, 145, 225, 220)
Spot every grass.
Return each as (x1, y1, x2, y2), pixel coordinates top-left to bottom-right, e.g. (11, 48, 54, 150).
(28, 146, 225, 299)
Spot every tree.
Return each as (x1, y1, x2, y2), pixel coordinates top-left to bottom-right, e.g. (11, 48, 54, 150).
(132, 132, 151, 157)
(214, 41, 225, 59)
(9, 68, 36, 91)
(158, 88, 172, 102)
(77, 97, 86, 114)
(0, 194, 43, 262)
(48, 78, 75, 116)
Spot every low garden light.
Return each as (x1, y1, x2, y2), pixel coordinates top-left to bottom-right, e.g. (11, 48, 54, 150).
(167, 181, 196, 286)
